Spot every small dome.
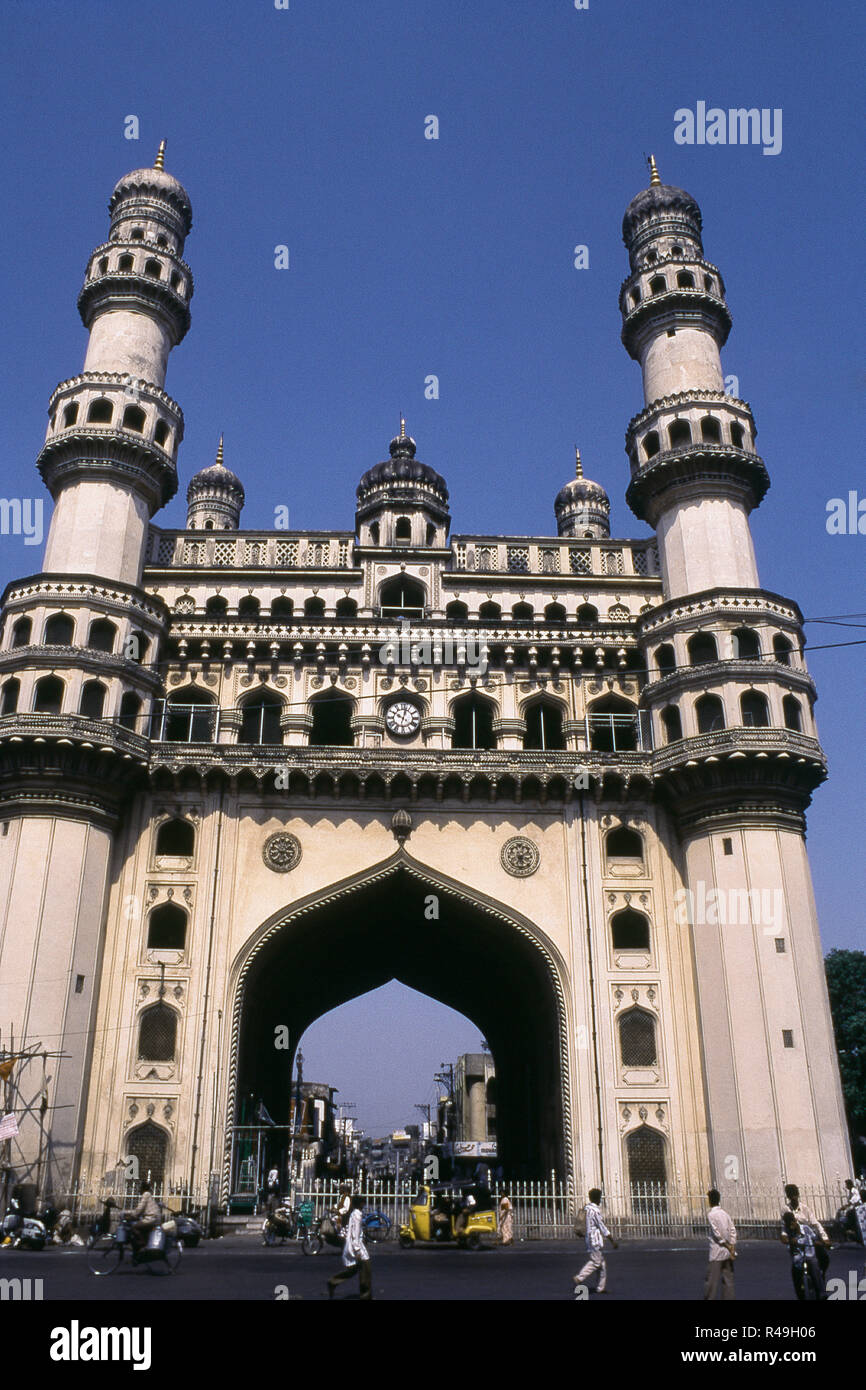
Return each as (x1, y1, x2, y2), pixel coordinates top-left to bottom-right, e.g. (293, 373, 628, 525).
(186, 438, 245, 530)
(356, 422, 449, 509)
(554, 449, 610, 539)
(109, 146, 192, 235)
(622, 181, 701, 247)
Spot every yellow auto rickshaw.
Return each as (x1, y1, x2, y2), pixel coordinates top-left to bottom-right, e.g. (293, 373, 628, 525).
(399, 1183, 497, 1250)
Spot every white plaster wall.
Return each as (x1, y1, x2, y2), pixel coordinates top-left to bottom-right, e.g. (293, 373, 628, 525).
(642, 326, 723, 401)
(43, 481, 150, 584)
(84, 309, 172, 386)
(656, 495, 759, 599)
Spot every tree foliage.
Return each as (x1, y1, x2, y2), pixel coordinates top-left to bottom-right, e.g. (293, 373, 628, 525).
(825, 949, 866, 1162)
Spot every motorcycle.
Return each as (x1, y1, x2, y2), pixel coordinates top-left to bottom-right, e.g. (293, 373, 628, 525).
(1, 1206, 48, 1251)
(173, 1212, 204, 1248)
(87, 1216, 182, 1276)
(262, 1204, 298, 1246)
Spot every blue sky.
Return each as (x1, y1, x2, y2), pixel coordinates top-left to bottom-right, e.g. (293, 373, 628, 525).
(1, 0, 862, 1133)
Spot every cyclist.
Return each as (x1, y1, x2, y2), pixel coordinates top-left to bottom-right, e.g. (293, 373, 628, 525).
(130, 1183, 162, 1250)
(781, 1210, 825, 1300)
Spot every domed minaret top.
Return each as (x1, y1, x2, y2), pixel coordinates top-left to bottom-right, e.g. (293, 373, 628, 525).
(355, 418, 450, 547)
(554, 447, 610, 539)
(621, 154, 704, 272)
(108, 140, 193, 243)
(186, 435, 245, 530)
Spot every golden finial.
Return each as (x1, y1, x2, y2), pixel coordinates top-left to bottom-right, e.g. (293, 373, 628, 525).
(154, 140, 166, 171)
(215, 433, 224, 466)
(575, 446, 583, 478)
(399, 414, 407, 438)
(647, 153, 661, 187)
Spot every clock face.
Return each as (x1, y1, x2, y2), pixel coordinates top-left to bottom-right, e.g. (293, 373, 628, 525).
(385, 701, 421, 738)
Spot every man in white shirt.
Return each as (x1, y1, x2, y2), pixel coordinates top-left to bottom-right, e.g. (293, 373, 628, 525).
(327, 1195, 372, 1300)
(573, 1188, 618, 1295)
(704, 1188, 737, 1300)
(781, 1184, 830, 1283)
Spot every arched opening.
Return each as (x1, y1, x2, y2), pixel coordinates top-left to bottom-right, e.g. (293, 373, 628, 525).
(125, 1122, 168, 1188)
(523, 699, 565, 751)
(668, 418, 692, 449)
(452, 692, 496, 750)
(233, 860, 568, 1183)
(239, 692, 283, 745)
(478, 601, 502, 621)
(643, 431, 660, 459)
(44, 613, 74, 645)
(155, 818, 195, 857)
(605, 825, 644, 863)
(687, 632, 717, 665)
(511, 602, 534, 622)
(271, 597, 294, 618)
(304, 597, 326, 618)
(445, 600, 468, 620)
(1, 679, 20, 715)
(732, 627, 760, 660)
(144, 258, 162, 279)
(626, 1126, 668, 1187)
(122, 405, 146, 433)
(740, 690, 770, 727)
(127, 630, 149, 664)
(660, 704, 683, 743)
(730, 422, 745, 448)
(394, 516, 411, 544)
(655, 643, 675, 674)
(543, 602, 567, 623)
(380, 577, 425, 618)
(119, 691, 142, 731)
(147, 903, 188, 951)
(118, 254, 134, 272)
(154, 420, 170, 447)
(309, 690, 354, 747)
(773, 634, 793, 665)
(695, 694, 725, 733)
(618, 1008, 657, 1067)
(700, 415, 721, 442)
(160, 690, 217, 743)
(206, 596, 228, 617)
(79, 680, 106, 720)
(676, 270, 695, 289)
(238, 595, 260, 619)
(587, 695, 638, 751)
(611, 908, 650, 951)
(137, 1001, 178, 1062)
(62, 403, 79, 428)
(87, 618, 117, 653)
(33, 675, 64, 715)
(87, 398, 113, 424)
(11, 617, 31, 647)
(576, 603, 598, 624)
(783, 695, 802, 732)
(648, 275, 667, 295)
(335, 597, 358, 618)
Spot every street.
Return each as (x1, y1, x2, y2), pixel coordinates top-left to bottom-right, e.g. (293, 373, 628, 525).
(4, 1235, 864, 1302)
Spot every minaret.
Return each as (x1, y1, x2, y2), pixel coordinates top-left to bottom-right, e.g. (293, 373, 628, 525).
(39, 142, 192, 583)
(0, 149, 193, 1196)
(619, 160, 850, 1191)
(553, 447, 611, 540)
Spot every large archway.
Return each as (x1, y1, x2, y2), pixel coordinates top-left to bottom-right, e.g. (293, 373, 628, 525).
(227, 853, 571, 1191)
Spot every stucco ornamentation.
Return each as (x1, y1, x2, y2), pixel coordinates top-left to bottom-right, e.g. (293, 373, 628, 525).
(500, 835, 540, 877)
(262, 831, 302, 874)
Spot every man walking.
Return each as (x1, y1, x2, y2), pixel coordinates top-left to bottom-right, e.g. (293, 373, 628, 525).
(573, 1188, 618, 1295)
(704, 1188, 737, 1300)
(327, 1194, 372, 1300)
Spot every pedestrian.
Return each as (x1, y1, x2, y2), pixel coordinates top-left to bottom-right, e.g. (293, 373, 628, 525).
(327, 1194, 372, 1300)
(573, 1188, 618, 1295)
(782, 1185, 830, 1279)
(781, 1210, 825, 1300)
(265, 1166, 280, 1216)
(335, 1182, 352, 1230)
(704, 1188, 737, 1300)
(499, 1192, 514, 1247)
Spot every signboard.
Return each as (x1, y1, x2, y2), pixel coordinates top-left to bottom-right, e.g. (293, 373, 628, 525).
(452, 1141, 498, 1158)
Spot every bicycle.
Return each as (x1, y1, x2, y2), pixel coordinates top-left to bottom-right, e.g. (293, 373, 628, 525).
(87, 1217, 182, 1276)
